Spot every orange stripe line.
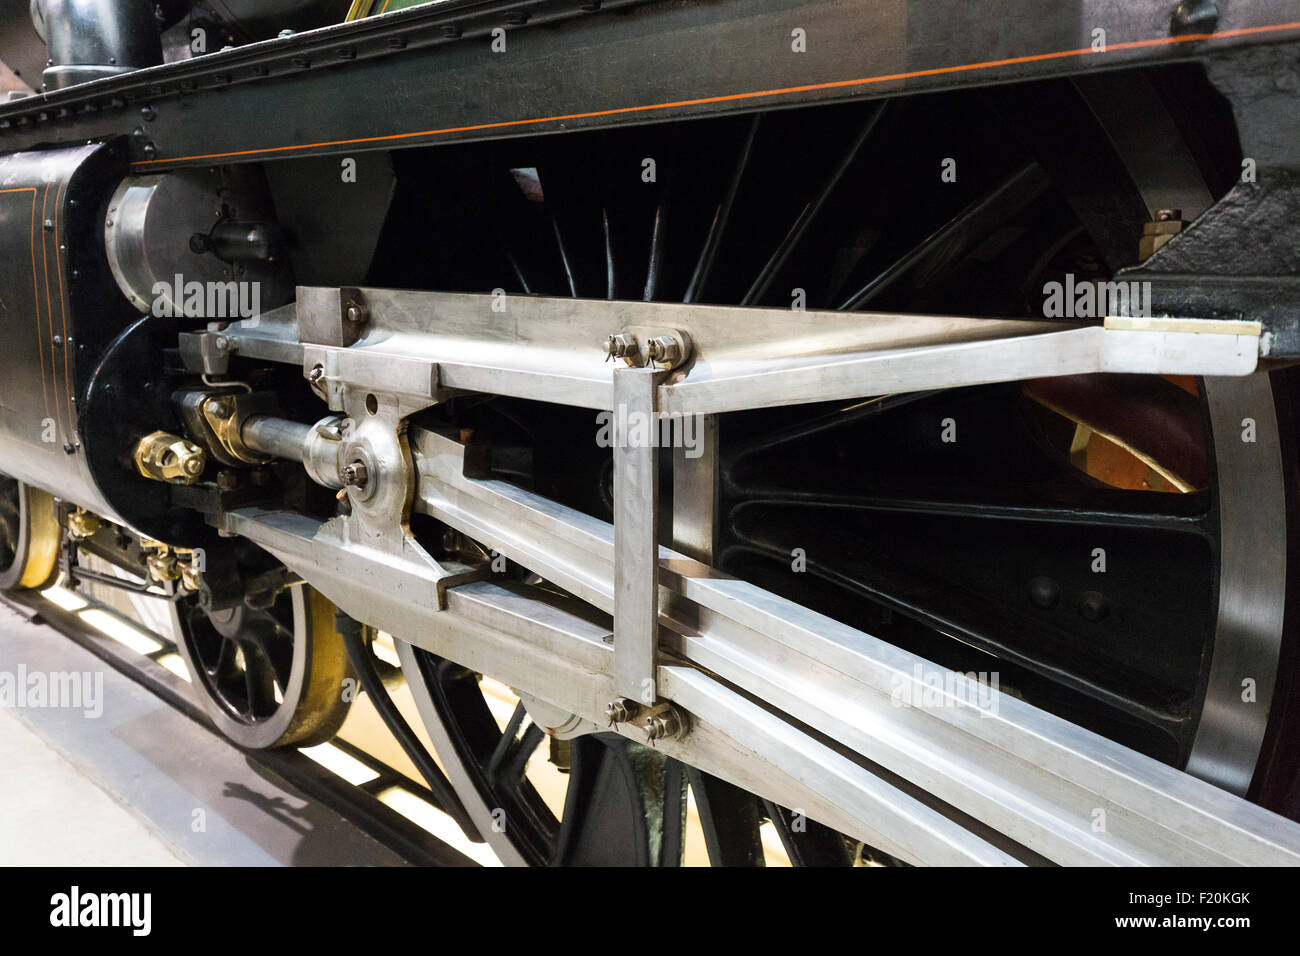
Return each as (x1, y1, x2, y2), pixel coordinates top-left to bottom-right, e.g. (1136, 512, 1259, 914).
(130, 19, 1300, 168)
(40, 184, 63, 440)
(15, 187, 53, 422)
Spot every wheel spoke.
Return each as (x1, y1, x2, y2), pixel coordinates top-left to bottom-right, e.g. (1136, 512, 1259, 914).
(762, 801, 853, 866)
(551, 735, 686, 866)
(686, 768, 765, 866)
(602, 207, 615, 300)
(485, 702, 543, 787)
(725, 485, 1211, 536)
(742, 104, 887, 306)
(839, 161, 1050, 310)
(685, 114, 760, 304)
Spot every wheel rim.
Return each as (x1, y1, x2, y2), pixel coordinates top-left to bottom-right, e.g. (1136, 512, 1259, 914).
(172, 565, 353, 750)
(0, 475, 60, 592)
(397, 642, 856, 866)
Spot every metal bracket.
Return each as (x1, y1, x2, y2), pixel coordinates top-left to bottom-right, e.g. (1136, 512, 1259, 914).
(297, 285, 371, 348)
(177, 328, 235, 376)
(612, 365, 664, 703)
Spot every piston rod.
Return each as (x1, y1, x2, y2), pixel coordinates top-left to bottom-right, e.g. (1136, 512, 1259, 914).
(237, 414, 347, 490)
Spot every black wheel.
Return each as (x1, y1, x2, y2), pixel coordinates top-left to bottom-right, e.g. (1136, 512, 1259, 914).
(0, 475, 61, 593)
(171, 546, 354, 750)
(383, 66, 1296, 861)
(398, 647, 856, 866)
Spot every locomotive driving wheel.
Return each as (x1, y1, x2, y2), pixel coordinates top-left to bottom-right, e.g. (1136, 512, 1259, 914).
(170, 542, 354, 750)
(377, 65, 1300, 864)
(0, 475, 61, 593)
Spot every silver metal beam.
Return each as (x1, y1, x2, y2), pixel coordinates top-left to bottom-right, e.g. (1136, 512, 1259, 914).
(224, 290, 1261, 417)
(612, 367, 661, 703)
(223, 505, 1016, 865)
(403, 427, 1300, 866)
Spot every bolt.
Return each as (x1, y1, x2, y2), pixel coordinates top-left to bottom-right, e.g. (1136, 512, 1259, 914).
(604, 698, 640, 727)
(1170, 0, 1218, 36)
(603, 332, 639, 361)
(342, 460, 369, 487)
(345, 303, 368, 324)
(207, 399, 230, 418)
(1078, 590, 1110, 623)
(643, 706, 687, 744)
(140, 105, 156, 121)
(1028, 576, 1060, 610)
(308, 364, 325, 384)
(52, 335, 62, 347)
(1155, 208, 1182, 222)
(646, 335, 681, 366)
(278, 29, 295, 38)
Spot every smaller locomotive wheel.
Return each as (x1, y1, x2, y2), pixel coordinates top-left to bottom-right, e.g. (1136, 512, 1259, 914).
(0, 476, 61, 593)
(171, 564, 353, 750)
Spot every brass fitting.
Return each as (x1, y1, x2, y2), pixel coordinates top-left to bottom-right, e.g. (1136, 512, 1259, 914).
(144, 546, 180, 583)
(177, 549, 203, 592)
(201, 395, 271, 465)
(65, 508, 101, 540)
(134, 431, 207, 484)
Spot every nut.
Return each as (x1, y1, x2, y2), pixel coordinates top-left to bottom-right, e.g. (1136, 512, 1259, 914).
(642, 705, 688, 744)
(646, 335, 682, 367)
(604, 697, 640, 727)
(341, 459, 369, 487)
(604, 333, 639, 360)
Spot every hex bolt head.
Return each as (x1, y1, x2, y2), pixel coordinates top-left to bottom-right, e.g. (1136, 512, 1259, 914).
(646, 335, 682, 366)
(342, 459, 369, 487)
(604, 697, 640, 726)
(345, 303, 368, 324)
(604, 332, 639, 360)
(643, 707, 687, 743)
